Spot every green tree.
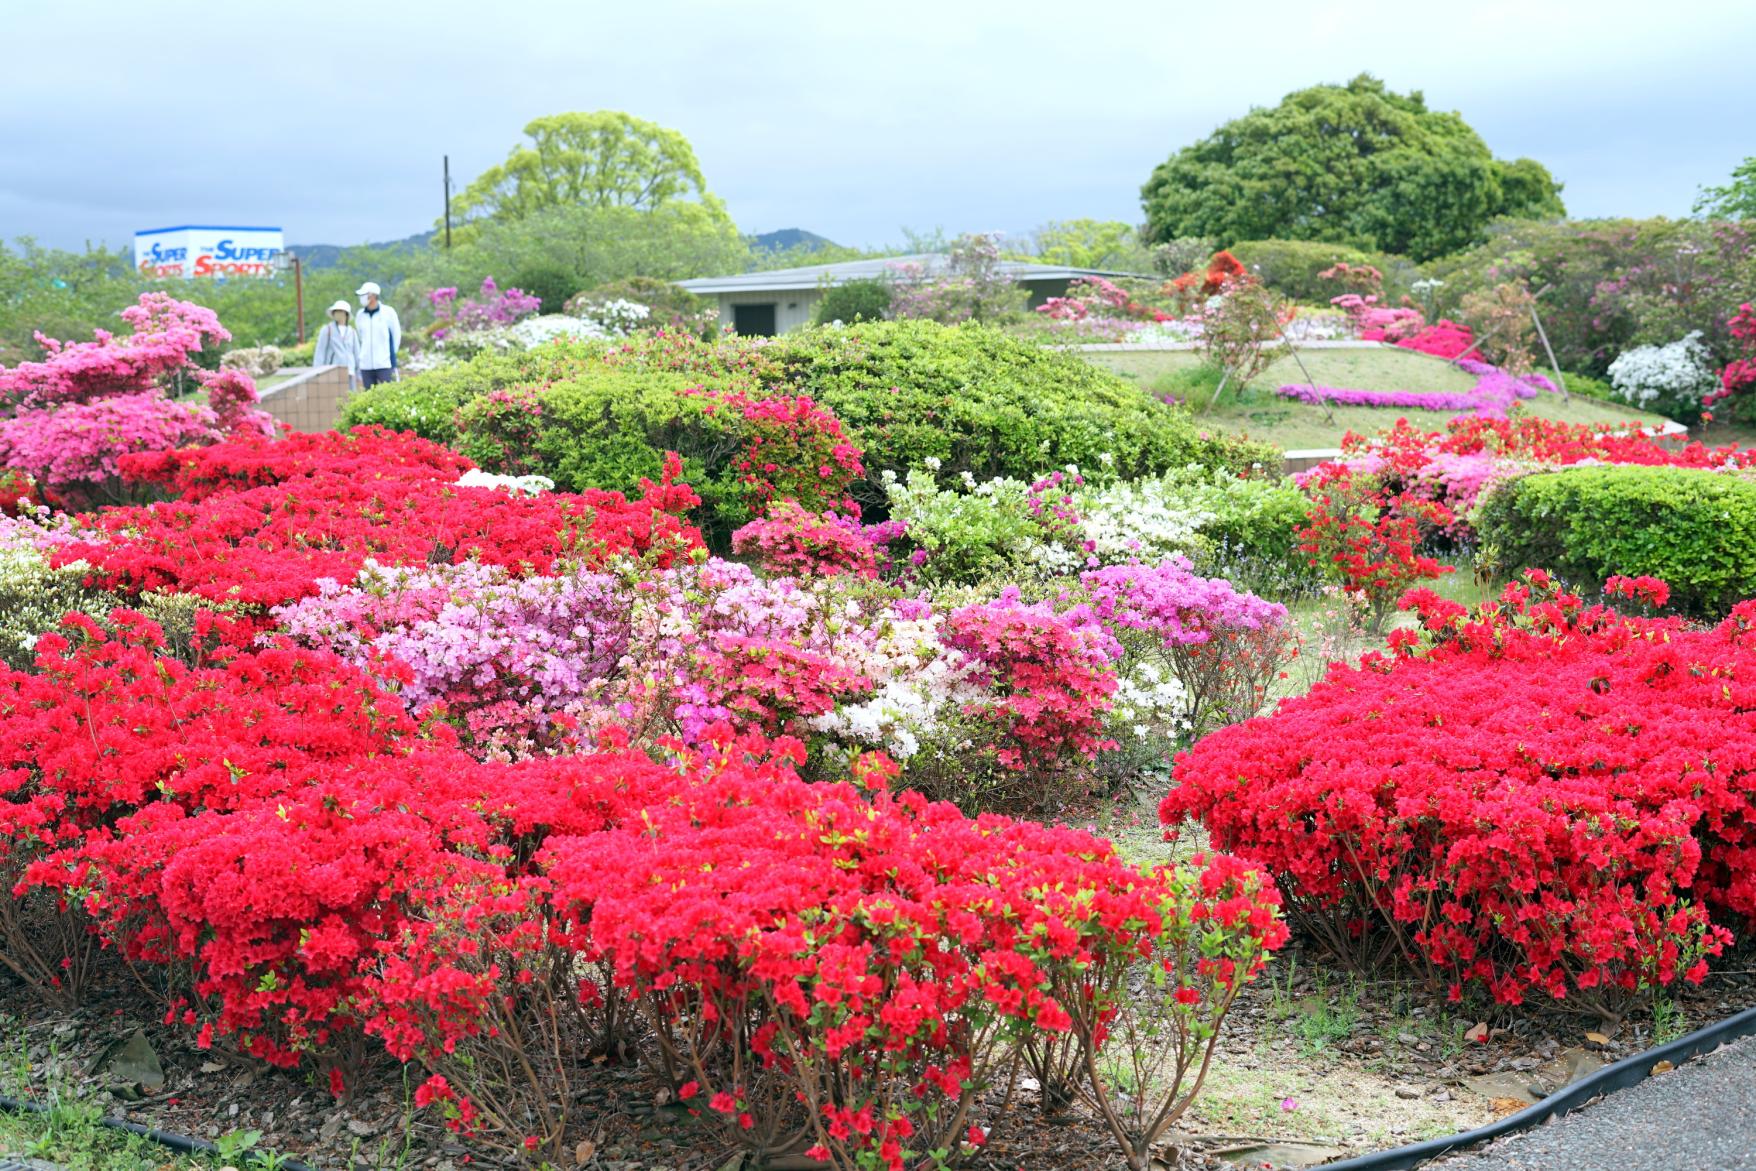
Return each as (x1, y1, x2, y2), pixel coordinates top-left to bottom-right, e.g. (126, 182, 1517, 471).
(451, 111, 720, 226)
(1695, 157, 1756, 221)
(814, 278, 893, 325)
(1025, 219, 1151, 270)
(414, 202, 750, 298)
(1140, 75, 1565, 262)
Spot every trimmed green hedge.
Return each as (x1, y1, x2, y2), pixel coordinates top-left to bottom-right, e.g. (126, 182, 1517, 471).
(453, 365, 773, 541)
(340, 321, 1275, 527)
(338, 346, 605, 444)
(1476, 466, 1756, 616)
(765, 321, 1274, 497)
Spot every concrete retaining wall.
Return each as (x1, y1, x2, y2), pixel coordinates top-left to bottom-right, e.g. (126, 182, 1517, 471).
(257, 365, 352, 433)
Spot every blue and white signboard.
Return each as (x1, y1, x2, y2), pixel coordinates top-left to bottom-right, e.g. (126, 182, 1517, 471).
(133, 226, 284, 279)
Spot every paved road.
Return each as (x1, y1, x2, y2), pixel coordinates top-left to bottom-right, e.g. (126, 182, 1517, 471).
(1429, 1037, 1756, 1170)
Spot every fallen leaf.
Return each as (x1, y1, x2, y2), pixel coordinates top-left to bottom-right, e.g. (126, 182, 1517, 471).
(574, 1139, 596, 1165)
(1489, 1097, 1528, 1117)
(1584, 1031, 1610, 1046)
(1465, 1021, 1490, 1043)
(1651, 1060, 1674, 1075)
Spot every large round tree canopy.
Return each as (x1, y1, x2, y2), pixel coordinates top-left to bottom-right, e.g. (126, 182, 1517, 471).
(1141, 75, 1564, 262)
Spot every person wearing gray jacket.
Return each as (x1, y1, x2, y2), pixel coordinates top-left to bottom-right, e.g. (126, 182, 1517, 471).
(312, 300, 361, 389)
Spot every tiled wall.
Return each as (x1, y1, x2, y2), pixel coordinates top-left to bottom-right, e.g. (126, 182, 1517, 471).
(258, 366, 352, 433)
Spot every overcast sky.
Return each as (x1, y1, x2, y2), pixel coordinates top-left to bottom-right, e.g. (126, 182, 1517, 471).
(4, 0, 1753, 253)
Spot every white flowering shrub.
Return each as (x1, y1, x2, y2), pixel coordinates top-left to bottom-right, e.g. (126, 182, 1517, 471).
(220, 345, 283, 378)
(1607, 332, 1719, 416)
(454, 469, 556, 496)
(808, 607, 981, 763)
(881, 461, 1310, 592)
(0, 530, 206, 671)
(570, 298, 652, 336)
(1076, 477, 1214, 564)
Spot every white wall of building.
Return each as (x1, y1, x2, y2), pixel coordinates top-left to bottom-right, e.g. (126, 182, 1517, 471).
(716, 289, 821, 335)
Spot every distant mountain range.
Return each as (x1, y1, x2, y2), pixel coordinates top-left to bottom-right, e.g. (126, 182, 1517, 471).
(290, 227, 838, 270)
(749, 228, 836, 253)
(287, 231, 434, 269)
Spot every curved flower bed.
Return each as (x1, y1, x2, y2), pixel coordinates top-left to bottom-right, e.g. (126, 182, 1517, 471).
(1276, 359, 1559, 417)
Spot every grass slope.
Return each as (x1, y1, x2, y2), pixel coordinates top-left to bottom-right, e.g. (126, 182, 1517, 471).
(1085, 347, 1672, 451)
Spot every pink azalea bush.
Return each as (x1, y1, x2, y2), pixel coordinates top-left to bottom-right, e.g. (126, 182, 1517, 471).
(428, 277, 543, 338)
(0, 294, 276, 503)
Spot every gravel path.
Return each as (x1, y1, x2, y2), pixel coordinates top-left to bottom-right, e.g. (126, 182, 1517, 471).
(1429, 1036, 1756, 1170)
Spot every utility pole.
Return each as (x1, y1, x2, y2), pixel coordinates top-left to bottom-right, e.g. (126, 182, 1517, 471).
(294, 254, 305, 343)
(444, 155, 452, 250)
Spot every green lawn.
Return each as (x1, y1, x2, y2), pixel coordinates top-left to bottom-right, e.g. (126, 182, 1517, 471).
(1085, 347, 1674, 451)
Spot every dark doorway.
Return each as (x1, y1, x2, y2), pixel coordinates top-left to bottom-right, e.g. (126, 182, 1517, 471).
(732, 303, 777, 337)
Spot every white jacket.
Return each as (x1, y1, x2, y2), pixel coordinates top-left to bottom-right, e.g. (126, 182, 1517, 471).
(356, 302, 401, 371)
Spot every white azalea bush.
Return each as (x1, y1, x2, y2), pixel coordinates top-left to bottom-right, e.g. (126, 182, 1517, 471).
(408, 301, 654, 374)
(880, 460, 1312, 593)
(1607, 332, 1720, 417)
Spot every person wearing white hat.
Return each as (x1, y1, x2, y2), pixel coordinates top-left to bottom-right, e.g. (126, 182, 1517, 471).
(312, 299, 361, 390)
(354, 281, 401, 387)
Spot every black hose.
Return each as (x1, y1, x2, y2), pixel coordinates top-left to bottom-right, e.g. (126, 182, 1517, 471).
(1318, 1003, 1756, 1169)
(0, 1092, 326, 1171)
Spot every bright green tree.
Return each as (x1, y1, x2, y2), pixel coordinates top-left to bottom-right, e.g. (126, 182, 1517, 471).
(1140, 75, 1565, 262)
(416, 202, 749, 295)
(1026, 219, 1150, 270)
(451, 111, 722, 225)
(1695, 157, 1756, 221)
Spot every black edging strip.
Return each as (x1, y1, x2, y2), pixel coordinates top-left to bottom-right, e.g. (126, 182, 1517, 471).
(0, 1092, 325, 1171)
(1318, 1004, 1756, 1169)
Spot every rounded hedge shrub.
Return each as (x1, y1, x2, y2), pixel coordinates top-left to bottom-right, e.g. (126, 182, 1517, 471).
(813, 279, 893, 325)
(453, 367, 770, 542)
(343, 322, 1274, 532)
(1227, 239, 1417, 303)
(1477, 466, 1756, 616)
(765, 321, 1274, 500)
(339, 345, 603, 444)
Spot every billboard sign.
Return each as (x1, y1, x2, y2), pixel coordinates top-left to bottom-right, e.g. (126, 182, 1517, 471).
(134, 226, 285, 279)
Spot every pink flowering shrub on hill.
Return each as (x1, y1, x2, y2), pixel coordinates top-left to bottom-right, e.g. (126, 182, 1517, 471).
(0, 293, 276, 503)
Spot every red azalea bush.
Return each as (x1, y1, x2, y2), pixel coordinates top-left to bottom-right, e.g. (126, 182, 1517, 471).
(683, 386, 865, 518)
(1163, 572, 1756, 1011)
(940, 597, 1120, 807)
(1296, 463, 1454, 632)
(546, 733, 1283, 1171)
(53, 429, 703, 612)
(1396, 319, 1474, 359)
(0, 607, 1285, 1167)
(0, 610, 423, 1005)
(1708, 302, 1756, 416)
(0, 469, 37, 516)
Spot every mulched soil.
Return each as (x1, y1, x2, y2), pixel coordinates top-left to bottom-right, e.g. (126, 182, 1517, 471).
(5, 934, 1754, 1171)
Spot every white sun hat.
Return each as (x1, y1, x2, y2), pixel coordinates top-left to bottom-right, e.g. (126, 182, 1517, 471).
(355, 281, 381, 297)
(327, 300, 352, 315)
